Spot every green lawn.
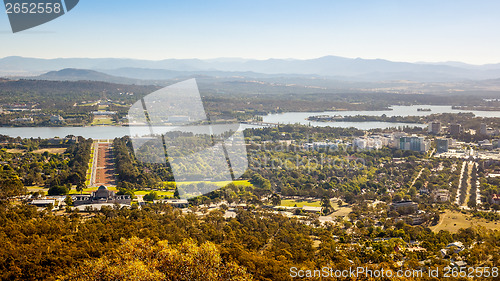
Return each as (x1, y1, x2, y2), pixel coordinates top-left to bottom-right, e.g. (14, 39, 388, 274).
(69, 180, 252, 196)
(280, 199, 322, 207)
(69, 186, 173, 197)
(134, 190, 174, 197)
(171, 180, 252, 187)
(85, 149, 94, 186)
(26, 186, 45, 192)
(91, 118, 114, 125)
(76, 103, 96, 107)
(69, 186, 119, 194)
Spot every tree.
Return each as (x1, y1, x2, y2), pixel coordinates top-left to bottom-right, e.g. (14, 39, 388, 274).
(76, 183, 85, 194)
(32, 191, 45, 198)
(270, 193, 281, 206)
(165, 182, 177, 190)
(250, 173, 271, 191)
(393, 193, 403, 202)
(321, 197, 334, 215)
(48, 185, 69, 196)
(60, 237, 253, 281)
(337, 199, 343, 207)
(117, 188, 136, 199)
(64, 195, 74, 207)
(144, 191, 159, 202)
(0, 177, 25, 200)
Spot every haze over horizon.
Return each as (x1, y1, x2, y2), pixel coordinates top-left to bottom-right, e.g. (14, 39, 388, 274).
(2, 0, 500, 65)
(2, 54, 500, 67)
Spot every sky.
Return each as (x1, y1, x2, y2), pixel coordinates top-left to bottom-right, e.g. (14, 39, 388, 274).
(1, 0, 500, 64)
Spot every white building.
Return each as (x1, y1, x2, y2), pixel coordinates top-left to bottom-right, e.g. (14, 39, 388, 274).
(49, 115, 64, 123)
(10, 117, 33, 122)
(353, 136, 385, 150)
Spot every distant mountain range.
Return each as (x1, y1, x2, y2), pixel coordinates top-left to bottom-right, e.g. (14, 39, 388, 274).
(3, 55, 500, 82)
(37, 68, 142, 84)
(30, 68, 284, 85)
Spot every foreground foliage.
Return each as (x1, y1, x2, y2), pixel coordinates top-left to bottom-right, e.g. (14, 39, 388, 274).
(61, 237, 252, 281)
(0, 203, 498, 281)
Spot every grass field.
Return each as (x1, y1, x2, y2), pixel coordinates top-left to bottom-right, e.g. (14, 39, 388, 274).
(31, 184, 173, 197)
(5, 148, 67, 154)
(281, 199, 322, 207)
(26, 186, 45, 192)
(329, 206, 353, 217)
(168, 180, 252, 187)
(70, 187, 173, 197)
(85, 144, 95, 186)
(69, 186, 118, 194)
(32, 148, 67, 154)
(46, 180, 252, 197)
(5, 149, 26, 154)
(76, 102, 97, 107)
(430, 210, 500, 232)
(134, 190, 174, 197)
(91, 117, 114, 126)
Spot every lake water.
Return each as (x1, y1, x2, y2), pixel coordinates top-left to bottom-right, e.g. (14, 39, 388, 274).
(263, 105, 500, 123)
(0, 124, 259, 139)
(0, 105, 498, 139)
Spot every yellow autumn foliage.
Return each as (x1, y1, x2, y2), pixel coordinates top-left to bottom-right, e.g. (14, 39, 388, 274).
(60, 237, 253, 281)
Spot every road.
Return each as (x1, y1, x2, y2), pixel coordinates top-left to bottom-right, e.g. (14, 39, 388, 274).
(455, 161, 466, 205)
(410, 167, 424, 188)
(463, 161, 474, 207)
(88, 139, 116, 187)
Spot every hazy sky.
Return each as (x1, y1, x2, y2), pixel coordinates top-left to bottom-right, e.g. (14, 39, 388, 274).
(1, 0, 500, 64)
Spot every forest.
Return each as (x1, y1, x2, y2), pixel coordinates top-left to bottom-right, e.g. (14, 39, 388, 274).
(0, 136, 91, 197)
(0, 203, 498, 280)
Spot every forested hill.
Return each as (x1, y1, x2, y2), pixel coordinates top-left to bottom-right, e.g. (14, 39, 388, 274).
(0, 79, 158, 105)
(36, 68, 141, 85)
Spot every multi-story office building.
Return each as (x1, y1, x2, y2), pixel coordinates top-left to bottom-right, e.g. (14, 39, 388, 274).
(480, 123, 487, 135)
(449, 123, 462, 136)
(428, 121, 441, 134)
(436, 138, 449, 153)
(399, 136, 430, 152)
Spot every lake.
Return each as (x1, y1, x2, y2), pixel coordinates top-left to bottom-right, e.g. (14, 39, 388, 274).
(0, 124, 259, 139)
(0, 105, 498, 139)
(262, 104, 500, 126)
